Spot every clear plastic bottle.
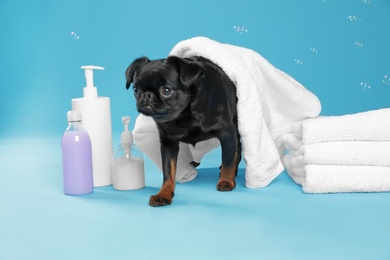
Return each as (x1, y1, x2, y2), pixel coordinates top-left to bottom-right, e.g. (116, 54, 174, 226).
(61, 110, 94, 195)
(112, 116, 145, 190)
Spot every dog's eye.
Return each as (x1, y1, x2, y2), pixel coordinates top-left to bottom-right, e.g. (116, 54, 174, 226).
(159, 86, 173, 97)
(133, 86, 139, 94)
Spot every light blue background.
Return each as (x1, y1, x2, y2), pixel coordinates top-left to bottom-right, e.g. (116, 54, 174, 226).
(1, 0, 390, 138)
(1, 1, 390, 259)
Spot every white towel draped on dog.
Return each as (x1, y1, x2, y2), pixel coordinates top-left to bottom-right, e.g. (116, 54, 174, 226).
(133, 36, 321, 188)
(283, 108, 390, 193)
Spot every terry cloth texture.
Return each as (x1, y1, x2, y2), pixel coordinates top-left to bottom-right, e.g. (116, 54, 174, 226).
(283, 108, 390, 193)
(134, 36, 321, 187)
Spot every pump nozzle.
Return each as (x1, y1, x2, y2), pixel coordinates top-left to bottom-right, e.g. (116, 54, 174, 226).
(81, 65, 105, 97)
(121, 116, 133, 144)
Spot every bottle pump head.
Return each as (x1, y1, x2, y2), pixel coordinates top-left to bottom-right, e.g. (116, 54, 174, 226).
(81, 65, 105, 97)
(121, 116, 133, 144)
(67, 110, 82, 122)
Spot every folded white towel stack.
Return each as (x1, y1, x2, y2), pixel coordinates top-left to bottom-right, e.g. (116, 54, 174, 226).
(283, 108, 390, 193)
(133, 36, 321, 187)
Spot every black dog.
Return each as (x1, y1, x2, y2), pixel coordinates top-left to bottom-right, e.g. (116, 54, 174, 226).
(125, 56, 241, 206)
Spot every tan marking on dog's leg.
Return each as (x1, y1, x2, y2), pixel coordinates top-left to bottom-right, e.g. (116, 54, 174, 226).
(158, 159, 176, 198)
(149, 159, 176, 206)
(217, 164, 237, 191)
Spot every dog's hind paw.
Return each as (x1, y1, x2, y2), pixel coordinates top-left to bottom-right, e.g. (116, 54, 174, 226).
(216, 180, 236, 191)
(149, 194, 172, 207)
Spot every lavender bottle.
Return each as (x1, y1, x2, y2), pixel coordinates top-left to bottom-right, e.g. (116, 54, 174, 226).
(61, 110, 94, 195)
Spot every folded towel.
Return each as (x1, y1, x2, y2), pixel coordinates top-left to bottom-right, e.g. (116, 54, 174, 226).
(303, 165, 390, 193)
(285, 140, 390, 167)
(282, 108, 390, 193)
(291, 108, 390, 145)
(133, 36, 321, 188)
(284, 159, 390, 193)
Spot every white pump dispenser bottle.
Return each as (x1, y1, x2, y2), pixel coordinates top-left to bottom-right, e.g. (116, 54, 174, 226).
(72, 65, 113, 187)
(112, 116, 145, 190)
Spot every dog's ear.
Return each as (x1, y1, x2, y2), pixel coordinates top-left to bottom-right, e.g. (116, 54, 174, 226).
(167, 56, 204, 87)
(125, 57, 150, 89)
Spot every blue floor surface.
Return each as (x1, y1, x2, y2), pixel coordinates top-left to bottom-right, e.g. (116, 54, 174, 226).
(1, 136, 390, 260)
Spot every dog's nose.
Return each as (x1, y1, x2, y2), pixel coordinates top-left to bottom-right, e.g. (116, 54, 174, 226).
(142, 91, 153, 100)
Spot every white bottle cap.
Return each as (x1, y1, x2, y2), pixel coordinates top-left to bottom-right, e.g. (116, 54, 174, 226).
(81, 65, 105, 98)
(121, 116, 133, 144)
(67, 110, 82, 122)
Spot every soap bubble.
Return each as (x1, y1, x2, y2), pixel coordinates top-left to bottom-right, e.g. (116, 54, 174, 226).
(347, 15, 362, 22)
(382, 75, 390, 86)
(360, 81, 372, 91)
(71, 31, 80, 40)
(361, 0, 370, 4)
(233, 26, 248, 34)
(355, 41, 364, 48)
(294, 58, 303, 65)
(310, 47, 318, 53)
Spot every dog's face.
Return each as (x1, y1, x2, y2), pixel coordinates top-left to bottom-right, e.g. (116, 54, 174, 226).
(125, 56, 204, 123)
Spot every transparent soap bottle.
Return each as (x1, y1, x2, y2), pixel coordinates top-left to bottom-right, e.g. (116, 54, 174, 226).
(112, 116, 145, 190)
(61, 110, 94, 195)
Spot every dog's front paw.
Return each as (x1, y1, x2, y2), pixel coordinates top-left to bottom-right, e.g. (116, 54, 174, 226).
(149, 194, 173, 207)
(216, 179, 236, 191)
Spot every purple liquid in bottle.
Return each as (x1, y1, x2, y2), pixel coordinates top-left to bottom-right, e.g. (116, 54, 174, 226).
(62, 122, 94, 195)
